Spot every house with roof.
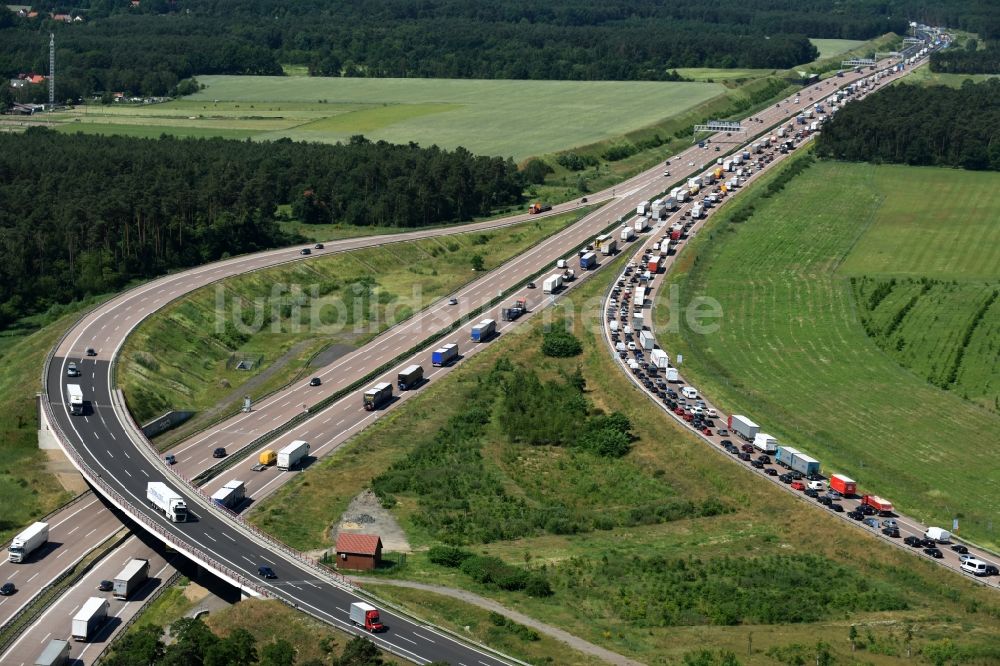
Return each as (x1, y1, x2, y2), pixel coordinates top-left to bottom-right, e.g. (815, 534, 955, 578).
(334, 533, 383, 571)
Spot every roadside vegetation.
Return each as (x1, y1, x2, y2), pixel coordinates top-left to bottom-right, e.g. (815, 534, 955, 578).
(663, 154, 1000, 548)
(106, 595, 406, 666)
(118, 210, 585, 432)
(251, 242, 1000, 664)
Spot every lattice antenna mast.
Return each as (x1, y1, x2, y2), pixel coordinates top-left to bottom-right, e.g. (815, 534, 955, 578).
(49, 32, 55, 106)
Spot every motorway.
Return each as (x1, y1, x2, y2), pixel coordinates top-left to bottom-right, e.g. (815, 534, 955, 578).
(15, 57, 925, 665)
(600, 57, 1000, 592)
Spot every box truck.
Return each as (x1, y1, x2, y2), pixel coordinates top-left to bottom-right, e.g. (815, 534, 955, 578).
(9, 521, 48, 563)
(666, 368, 679, 382)
(34, 639, 70, 666)
(542, 274, 563, 294)
(639, 330, 655, 351)
(775, 446, 800, 469)
(66, 384, 83, 415)
(636, 201, 650, 217)
(397, 364, 424, 390)
(350, 602, 385, 633)
(363, 383, 393, 411)
(113, 558, 149, 600)
(470, 319, 497, 342)
(650, 349, 669, 369)
(632, 312, 644, 329)
(620, 226, 635, 242)
(829, 474, 856, 496)
(211, 480, 246, 510)
(146, 482, 188, 522)
(579, 252, 597, 270)
(633, 216, 649, 233)
(728, 415, 760, 441)
(752, 433, 778, 455)
(277, 440, 310, 470)
(72, 597, 109, 641)
(601, 239, 617, 256)
(431, 343, 458, 367)
(790, 453, 820, 477)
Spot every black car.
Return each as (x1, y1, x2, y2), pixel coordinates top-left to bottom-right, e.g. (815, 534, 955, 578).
(719, 439, 733, 448)
(98, 580, 113, 591)
(847, 510, 863, 521)
(921, 538, 937, 549)
(829, 503, 845, 513)
(527, 282, 536, 289)
(738, 452, 751, 461)
(924, 548, 943, 559)
(750, 460, 764, 469)
(858, 504, 877, 516)
(764, 468, 778, 476)
(950, 544, 969, 554)
(212, 447, 227, 458)
(299, 248, 311, 255)
(904, 536, 923, 547)
(804, 488, 819, 498)
(309, 377, 322, 387)
(727, 446, 740, 456)
(779, 474, 793, 484)
(314, 243, 324, 250)
(0, 583, 15, 596)
(817, 496, 833, 506)
(985, 565, 999, 576)
(757, 455, 771, 464)
(258, 565, 277, 579)
(790, 471, 803, 481)
(882, 527, 900, 538)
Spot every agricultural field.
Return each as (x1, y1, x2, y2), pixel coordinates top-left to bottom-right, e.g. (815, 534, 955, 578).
(674, 68, 777, 81)
(663, 156, 1000, 549)
(117, 209, 584, 434)
(900, 67, 1000, 88)
(250, 250, 1000, 665)
(809, 38, 867, 60)
(53, 77, 724, 161)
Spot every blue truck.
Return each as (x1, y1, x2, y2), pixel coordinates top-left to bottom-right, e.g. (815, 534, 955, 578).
(431, 343, 458, 367)
(775, 446, 800, 469)
(579, 252, 598, 270)
(471, 319, 497, 343)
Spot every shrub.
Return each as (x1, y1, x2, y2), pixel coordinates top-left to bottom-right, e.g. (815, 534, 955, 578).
(428, 545, 473, 568)
(541, 329, 582, 357)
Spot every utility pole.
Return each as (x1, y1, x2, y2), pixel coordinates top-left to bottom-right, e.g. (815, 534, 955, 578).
(48, 32, 55, 106)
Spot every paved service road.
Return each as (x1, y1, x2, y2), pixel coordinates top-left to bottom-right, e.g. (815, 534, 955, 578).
(31, 55, 929, 665)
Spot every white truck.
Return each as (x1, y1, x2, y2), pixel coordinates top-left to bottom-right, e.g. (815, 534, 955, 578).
(113, 558, 150, 600)
(729, 414, 760, 441)
(66, 384, 83, 415)
(752, 433, 779, 455)
(601, 238, 618, 256)
(9, 521, 48, 563)
(650, 348, 669, 369)
(631, 312, 644, 329)
(690, 204, 703, 219)
(542, 274, 563, 294)
(147, 482, 188, 522)
(277, 440, 310, 470)
(72, 597, 109, 641)
(619, 226, 635, 242)
(925, 527, 951, 543)
(666, 368, 679, 382)
(349, 602, 385, 632)
(34, 639, 70, 666)
(633, 216, 648, 233)
(211, 479, 246, 510)
(638, 330, 655, 351)
(636, 201, 650, 216)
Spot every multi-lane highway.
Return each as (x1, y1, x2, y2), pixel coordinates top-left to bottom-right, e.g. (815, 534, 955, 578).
(18, 54, 932, 665)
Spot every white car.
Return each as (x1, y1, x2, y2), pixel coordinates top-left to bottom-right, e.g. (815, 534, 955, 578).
(627, 342, 638, 351)
(706, 408, 718, 418)
(688, 161, 695, 167)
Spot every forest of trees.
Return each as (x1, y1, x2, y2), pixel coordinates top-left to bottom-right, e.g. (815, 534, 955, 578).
(0, 0, 920, 97)
(815, 79, 1000, 170)
(0, 129, 523, 327)
(931, 36, 1000, 74)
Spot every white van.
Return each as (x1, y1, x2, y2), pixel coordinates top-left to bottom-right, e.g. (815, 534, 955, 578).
(925, 527, 951, 543)
(681, 386, 698, 400)
(806, 480, 825, 492)
(961, 558, 988, 576)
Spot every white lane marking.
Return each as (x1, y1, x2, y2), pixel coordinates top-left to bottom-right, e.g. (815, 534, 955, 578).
(412, 631, 435, 643)
(141, 469, 149, 477)
(205, 534, 217, 542)
(396, 635, 417, 645)
(26, 573, 39, 583)
(222, 533, 237, 542)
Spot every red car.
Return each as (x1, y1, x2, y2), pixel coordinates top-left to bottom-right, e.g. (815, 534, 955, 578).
(702, 427, 712, 436)
(790, 481, 806, 491)
(674, 406, 685, 416)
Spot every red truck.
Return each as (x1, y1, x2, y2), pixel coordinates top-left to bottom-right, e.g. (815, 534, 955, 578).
(647, 256, 664, 273)
(861, 494, 894, 515)
(829, 474, 857, 496)
(528, 202, 552, 214)
(350, 602, 385, 633)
